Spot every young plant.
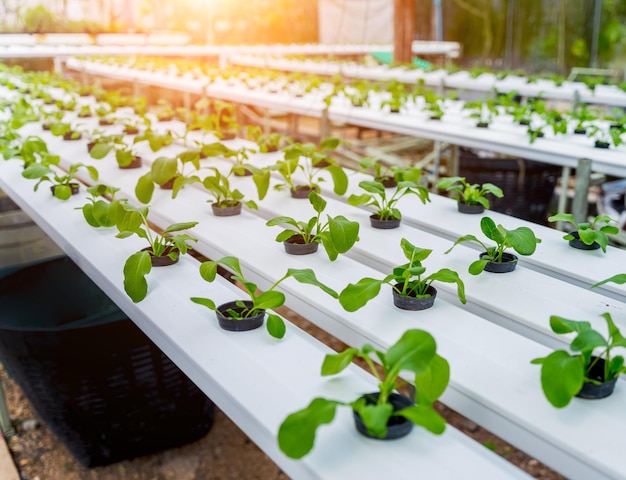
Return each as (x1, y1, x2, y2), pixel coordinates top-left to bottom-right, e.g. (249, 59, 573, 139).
(547, 213, 618, 253)
(50, 121, 84, 140)
(444, 216, 541, 275)
(338, 237, 466, 311)
(22, 161, 98, 200)
(201, 167, 259, 211)
(277, 329, 449, 459)
(272, 137, 348, 196)
(530, 313, 626, 408)
(2, 135, 59, 168)
(190, 256, 339, 339)
(436, 176, 503, 209)
(587, 124, 623, 149)
(113, 203, 198, 303)
(347, 167, 430, 221)
(78, 184, 127, 228)
(266, 191, 360, 261)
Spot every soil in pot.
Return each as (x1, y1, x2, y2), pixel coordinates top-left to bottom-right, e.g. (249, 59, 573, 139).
(480, 252, 518, 273)
(457, 201, 484, 214)
(290, 186, 316, 199)
(392, 284, 437, 311)
(211, 203, 242, 217)
(50, 184, 80, 196)
(379, 176, 397, 188)
(141, 246, 179, 267)
(574, 128, 587, 135)
(42, 124, 52, 131)
(369, 214, 401, 229)
(476, 122, 490, 128)
(98, 119, 114, 126)
(353, 392, 414, 440)
(119, 156, 142, 170)
(595, 141, 610, 149)
(215, 300, 264, 332)
(568, 231, 600, 251)
(283, 235, 319, 255)
(576, 357, 618, 400)
(124, 126, 139, 135)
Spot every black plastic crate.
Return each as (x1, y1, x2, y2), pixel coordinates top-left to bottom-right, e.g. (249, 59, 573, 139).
(0, 256, 214, 467)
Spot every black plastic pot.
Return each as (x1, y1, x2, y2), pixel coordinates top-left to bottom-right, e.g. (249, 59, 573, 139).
(574, 128, 587, 135)
(215, 301, 264, 332)
(576, 357, 618, 400)
(370, 214, 401, 229)
(379, 176, 397, 188)
(353, 392, 414, 440)
(595, 141, 610, 149)
(63, 132, 82, 141)
(283, 235, 319, 255)
(141, 246, 179, 267)
(476, 121, 489, 128)
(392, 284, 437, 311)
(211, 203, 242, 217)
(119, 156, 142, 170)
(568, 231, 600, 251)
(457, 202, 484, 214)
(290, 186, 316, 199)
(480, 252, 518, 273)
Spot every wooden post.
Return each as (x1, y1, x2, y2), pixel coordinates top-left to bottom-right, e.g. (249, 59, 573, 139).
(394, 0, 416, 64)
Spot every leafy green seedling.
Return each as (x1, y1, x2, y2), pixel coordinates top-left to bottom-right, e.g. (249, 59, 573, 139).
(190, 256, 338, 339)
(266, 191, 359, 261)
(531, 313, 626, 408)
(277, 329, 449, 459)
(547, 213, 618, 253)
(339, 237, 465, 311)
(436, 176, 503, 209)
(445, 216, 541, 274)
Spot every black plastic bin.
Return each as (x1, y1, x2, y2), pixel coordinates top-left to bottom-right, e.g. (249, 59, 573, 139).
(0, 256, 215, 467)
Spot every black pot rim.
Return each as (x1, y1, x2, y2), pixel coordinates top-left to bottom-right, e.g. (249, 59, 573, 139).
(353, 392, 414, 440)
(480, 252, 518, 273)
(568, 231, 601, 251)
(215, 300, 264, 332)
(392, 284, 437, 310)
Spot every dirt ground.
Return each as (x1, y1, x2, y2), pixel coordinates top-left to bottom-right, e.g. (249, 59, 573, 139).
(0, 306, 565, 480)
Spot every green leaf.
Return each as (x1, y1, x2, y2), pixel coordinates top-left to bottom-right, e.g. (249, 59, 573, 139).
(347, 193, 372, 206)
(468, 259, 488, 275)
(123, 251, 152, 303)
(358, 180, 386, 196)
(397, 404, 446, 434)
(308, 190, 326, 213)
(386, 329, 437, 375)
(480, 217, 504, 244)
(327, 215, 359, 254)
(151, 156, 178, 184)
(198, 261, 219, 282)
(254, 290, 285, 310)
(266, 313, 286, 339)
(53, 185, 72, 200)
(326, 165, 348, 195)
(534, 350, 584, 408)
(190, 297, 217, 310)
(252, 169, 271, 200)
(338, 277, 383, 311)
(414, 354, 450, 405)
(400, 237, 431, 262)
(135, 173, 155, 204)
(321, 348, 358, 376)
(591, 273, 626, 289)
(320, 137, 341, 150)
(277, 397, 341, 459)
(287, 268, 338, 298)
(162, 221, 198, 235)
(352, 401, 394, 438)
(507, 226, 540, 255)
(89, 143, 113, 159)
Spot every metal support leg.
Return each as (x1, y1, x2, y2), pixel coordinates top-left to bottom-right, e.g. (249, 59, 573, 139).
(0, 379, 15, 438)
(572, 158, 592, 224)
(556, 166, 571, 230)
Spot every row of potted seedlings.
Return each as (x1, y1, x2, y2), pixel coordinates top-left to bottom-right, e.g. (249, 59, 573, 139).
(2, 68, 625, 464)
(71, 56, 626, 150)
